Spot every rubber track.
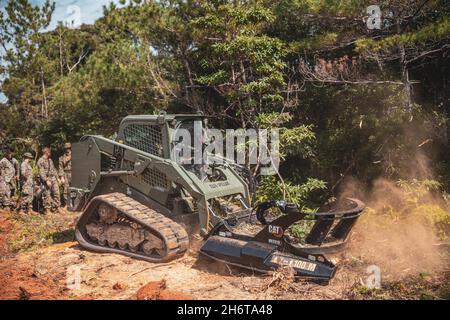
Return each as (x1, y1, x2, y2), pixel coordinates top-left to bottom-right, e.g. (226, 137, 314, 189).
(76, 192, 189, 262)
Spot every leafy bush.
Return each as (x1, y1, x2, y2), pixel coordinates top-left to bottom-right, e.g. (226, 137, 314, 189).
(256, 176, 326, 210)
(361, 179, 450, 240)
(396, 179, 450, 239)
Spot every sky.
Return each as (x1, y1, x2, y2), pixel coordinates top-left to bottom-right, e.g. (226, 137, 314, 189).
(30, 0, 123, 29)
(0, 0, 123, 103)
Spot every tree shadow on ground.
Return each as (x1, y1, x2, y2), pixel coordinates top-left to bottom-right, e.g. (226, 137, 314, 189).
(50, 229, 75, 244)
(190, 252, 257, 278)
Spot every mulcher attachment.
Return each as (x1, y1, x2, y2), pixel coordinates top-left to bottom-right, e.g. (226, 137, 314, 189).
(200, 198, 365, 282)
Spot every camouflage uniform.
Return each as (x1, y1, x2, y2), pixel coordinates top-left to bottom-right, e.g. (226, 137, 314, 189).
(37, 156, 60, 211)
(20, 158, 34, 212)
(58, 149, 72, 206)
(0, 157, 19, 209)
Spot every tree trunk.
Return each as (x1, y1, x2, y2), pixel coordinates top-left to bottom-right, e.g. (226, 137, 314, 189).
(397, 19, 413, 115)
(41, 69, 48, 119)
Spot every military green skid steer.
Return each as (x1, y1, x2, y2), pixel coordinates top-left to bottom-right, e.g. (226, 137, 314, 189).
(70, 113, 364, 282)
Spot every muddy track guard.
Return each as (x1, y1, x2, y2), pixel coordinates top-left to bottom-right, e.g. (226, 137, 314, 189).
(200, 198, 365, 281)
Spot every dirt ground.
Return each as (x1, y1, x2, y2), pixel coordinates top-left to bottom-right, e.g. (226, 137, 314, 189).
(0, 209, 448, 300)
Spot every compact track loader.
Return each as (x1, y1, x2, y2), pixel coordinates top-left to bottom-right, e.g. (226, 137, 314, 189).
(70, 113, 364, 282)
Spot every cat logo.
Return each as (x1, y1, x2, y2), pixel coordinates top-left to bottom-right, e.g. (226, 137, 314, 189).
(268, 225, 284, 238)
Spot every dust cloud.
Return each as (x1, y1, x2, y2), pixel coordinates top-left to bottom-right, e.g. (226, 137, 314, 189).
(341, 177, 448, 278)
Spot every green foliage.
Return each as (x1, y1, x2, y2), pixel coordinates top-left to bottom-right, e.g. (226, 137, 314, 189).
(350, 273, 450, 300)
(8, 211, 76, 252)
(356, 17, 450, 55)
(289, 32, 338, 52)
(396, 179, 450, 238)
(188, 2, 289, 123)
(257, 112, 316, 160)
(256, 175, 326, 210)
(0, 0, 55, 142)
(362, 179, 450, 239)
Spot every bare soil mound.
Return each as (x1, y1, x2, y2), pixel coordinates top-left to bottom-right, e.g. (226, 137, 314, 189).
(136, 280, 193, 300)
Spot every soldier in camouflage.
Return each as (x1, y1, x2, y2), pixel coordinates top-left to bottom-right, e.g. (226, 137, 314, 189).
(58, 142, 72, 208)
(37, 147, 60, 213)
(0, 148, 20, 210)
(20, 152, 35, 213)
